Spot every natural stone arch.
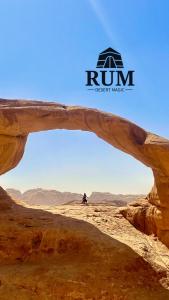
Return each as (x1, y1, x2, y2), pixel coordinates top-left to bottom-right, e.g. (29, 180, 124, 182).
(0, 99, 169, 246)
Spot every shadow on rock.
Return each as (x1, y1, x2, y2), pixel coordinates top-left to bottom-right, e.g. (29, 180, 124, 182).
(0, 192, 168, 300)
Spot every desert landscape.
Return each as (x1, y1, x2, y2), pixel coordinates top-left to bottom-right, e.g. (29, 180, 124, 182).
(6, 188, 144, 206)
(0, 189, 169, 299)
(0, 0, 168, 297)
(1, 99, 169, 299)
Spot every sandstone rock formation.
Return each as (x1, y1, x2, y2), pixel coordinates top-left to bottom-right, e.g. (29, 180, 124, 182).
(1, 202, 169, 299)
(0, 99, 169, 247)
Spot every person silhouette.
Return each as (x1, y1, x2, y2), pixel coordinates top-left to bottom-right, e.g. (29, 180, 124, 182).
(82, 193, 87, 205)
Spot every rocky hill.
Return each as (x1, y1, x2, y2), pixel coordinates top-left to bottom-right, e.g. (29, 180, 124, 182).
(89, 192, 145, 206)
(6, 188, 82, 206)
(6, 188, 145, 207)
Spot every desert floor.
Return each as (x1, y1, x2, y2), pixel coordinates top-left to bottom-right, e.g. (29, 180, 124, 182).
(0, 204, 169, 300)
(41, 204, 169, 273)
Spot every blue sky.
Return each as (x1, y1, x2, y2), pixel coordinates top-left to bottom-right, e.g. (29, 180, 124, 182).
(0, 0, 169, 194)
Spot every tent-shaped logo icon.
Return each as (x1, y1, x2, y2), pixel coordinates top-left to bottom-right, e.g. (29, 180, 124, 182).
(96, 47, 123, 68)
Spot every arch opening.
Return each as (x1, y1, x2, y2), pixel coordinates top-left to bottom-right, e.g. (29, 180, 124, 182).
(1, 99, 169, 246)
(1, 130, 153, 199)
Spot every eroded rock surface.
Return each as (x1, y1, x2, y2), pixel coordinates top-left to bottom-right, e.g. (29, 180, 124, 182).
(0, 200, 169, 300)
(0, 99, 169, 246)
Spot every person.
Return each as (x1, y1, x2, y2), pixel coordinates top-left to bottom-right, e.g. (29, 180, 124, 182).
(82, 193, 87, 205)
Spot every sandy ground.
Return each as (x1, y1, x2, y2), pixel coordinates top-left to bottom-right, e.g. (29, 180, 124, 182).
(0, 203, 169, 299)
(33, 204, 169, 281)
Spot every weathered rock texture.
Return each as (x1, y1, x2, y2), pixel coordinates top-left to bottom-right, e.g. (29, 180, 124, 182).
(0, 99, 169, 246)
(1, 203, 169, 299)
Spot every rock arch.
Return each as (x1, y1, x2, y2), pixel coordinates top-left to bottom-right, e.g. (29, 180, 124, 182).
(1, 99, 169, 246)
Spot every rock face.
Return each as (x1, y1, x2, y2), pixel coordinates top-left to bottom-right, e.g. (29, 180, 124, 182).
(0, 99, 169, 246)
(120, 198, 157, 235)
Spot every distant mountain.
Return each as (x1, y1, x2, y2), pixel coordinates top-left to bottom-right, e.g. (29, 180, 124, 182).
(6, 189, 22, 200)
(89, 192, 145, 206)
(6, 188, 145, 207)
(6, 188, 82, 206)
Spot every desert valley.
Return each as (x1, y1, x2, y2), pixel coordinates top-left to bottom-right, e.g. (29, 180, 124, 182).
(6, 188, 145, 207)
(0, 187, 169, 299)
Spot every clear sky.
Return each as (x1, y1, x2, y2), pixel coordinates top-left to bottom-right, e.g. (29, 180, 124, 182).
(0, 0, 169, 194)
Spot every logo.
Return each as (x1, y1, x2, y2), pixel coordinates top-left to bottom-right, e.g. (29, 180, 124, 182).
(85, 47, 135, 93)
(96, 47, 123, 69)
